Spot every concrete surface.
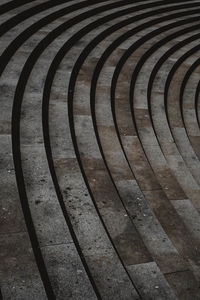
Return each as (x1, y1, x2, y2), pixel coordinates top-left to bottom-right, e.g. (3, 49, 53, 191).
(1, 0, 200, 299)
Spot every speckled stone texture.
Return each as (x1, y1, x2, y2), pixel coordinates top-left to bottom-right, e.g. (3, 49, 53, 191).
(1, 0, 200, 299)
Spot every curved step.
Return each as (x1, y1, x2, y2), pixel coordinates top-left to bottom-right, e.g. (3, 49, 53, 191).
(1, 0, 200, 299)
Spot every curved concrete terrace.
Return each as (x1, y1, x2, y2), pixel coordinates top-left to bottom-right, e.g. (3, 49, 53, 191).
(1, 0, 200, 299)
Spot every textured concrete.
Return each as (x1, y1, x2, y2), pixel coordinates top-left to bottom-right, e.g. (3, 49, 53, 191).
(1, 0, 200, 299)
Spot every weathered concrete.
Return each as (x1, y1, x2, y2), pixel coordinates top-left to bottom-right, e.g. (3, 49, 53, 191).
(1, 0, 200, 299)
